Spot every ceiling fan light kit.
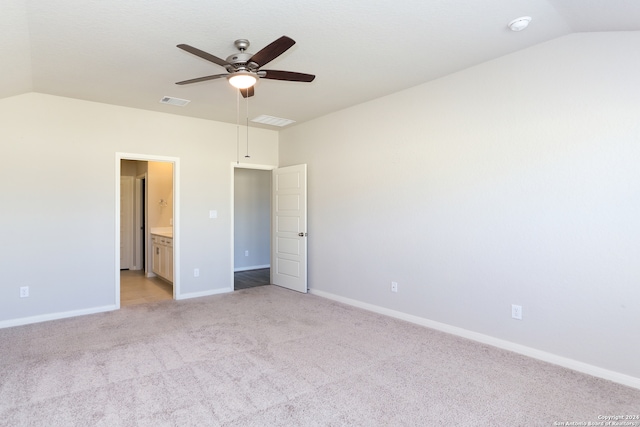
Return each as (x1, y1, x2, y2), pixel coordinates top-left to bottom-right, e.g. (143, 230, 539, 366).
(176, 35, 315, 97)
(228, 71, 258, 89)
(508, 16, 532, 31)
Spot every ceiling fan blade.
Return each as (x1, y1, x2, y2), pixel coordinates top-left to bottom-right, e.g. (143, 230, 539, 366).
(261, 70, 315, 82)
(175, 74, 227, 85)
(240, 86, 255, 98)
(177, 44, 230, 67)
(248, 36, 295, 67)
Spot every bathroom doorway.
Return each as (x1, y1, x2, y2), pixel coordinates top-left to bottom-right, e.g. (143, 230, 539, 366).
(116, 153, 180, 307)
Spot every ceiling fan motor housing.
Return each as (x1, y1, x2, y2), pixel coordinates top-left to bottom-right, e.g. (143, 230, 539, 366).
(225, 39, 258, 72)
(227, 52, 253, 63)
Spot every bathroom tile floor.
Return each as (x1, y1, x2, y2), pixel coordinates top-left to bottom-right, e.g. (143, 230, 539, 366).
(120, 270, 173, 307)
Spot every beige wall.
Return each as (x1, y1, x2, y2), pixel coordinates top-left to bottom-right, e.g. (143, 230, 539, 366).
(280, 32, 640, 382)
(148, 161, 173, 229)
(120, 159, 138, 177)
(0, 93, 278, 324)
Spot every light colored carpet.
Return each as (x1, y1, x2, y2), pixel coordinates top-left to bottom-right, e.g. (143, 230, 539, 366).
(1, 285, 638, 426)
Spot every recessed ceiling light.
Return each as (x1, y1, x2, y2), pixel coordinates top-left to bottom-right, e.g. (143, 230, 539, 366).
(508, 16, 532, 32)
(160, 96, 190, 107)
(251, 115, 296, 127)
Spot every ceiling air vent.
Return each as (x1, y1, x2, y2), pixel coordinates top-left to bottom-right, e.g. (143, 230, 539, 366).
(251, 115, 295, 127)
(160, 96, 190, 107)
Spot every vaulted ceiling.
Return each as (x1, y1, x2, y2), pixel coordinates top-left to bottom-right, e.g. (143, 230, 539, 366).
(3, 0, 639, 128)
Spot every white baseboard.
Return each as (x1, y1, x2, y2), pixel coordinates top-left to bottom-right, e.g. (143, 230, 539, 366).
(2, 286, 233, 327)
(0, 305, 118, 329)
(309, 288, 640, 391)
(176, 287, 233, 300)
(233, 264, 270, 272)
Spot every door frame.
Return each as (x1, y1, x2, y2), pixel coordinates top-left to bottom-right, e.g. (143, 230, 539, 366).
(230, 162, 275, 290)
(115, 153, 180, 308)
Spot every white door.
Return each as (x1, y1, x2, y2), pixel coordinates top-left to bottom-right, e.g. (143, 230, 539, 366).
(120, 176, 134, 269)
(272, 164, 307, 293)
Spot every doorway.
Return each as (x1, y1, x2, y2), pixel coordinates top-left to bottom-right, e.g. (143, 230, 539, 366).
(116, 153, 180, 308)
(232, 164, 274, 290)
(231, 163, 308, 293)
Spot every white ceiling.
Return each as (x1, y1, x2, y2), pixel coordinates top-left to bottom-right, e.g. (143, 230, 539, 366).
(3, 0, 639, 129)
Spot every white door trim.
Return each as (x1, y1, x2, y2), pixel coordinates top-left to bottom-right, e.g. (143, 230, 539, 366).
(230, 162, 276, 290)
(115, 153, 180, 308)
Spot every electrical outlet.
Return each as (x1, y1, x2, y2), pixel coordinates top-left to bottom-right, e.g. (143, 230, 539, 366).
(511, 304, 522, 320)
(194, 268, 199, 277)
(391, 281, 398, 293)
(20, 286, 29, 298)
(245, 250, 249, 257)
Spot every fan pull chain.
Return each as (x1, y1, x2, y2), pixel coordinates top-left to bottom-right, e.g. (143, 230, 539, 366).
(245, 92, 250, 158)
(236, 89, 240, 164)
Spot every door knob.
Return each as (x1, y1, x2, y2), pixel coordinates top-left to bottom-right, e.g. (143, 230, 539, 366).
(298, 232, 307, 237)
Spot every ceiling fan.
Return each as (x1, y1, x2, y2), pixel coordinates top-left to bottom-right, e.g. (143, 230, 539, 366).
(175, 36, 315, 98)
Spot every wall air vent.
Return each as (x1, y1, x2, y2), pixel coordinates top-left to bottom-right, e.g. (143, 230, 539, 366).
(160, 96, 190, 107)
(251, 115, 296, 127)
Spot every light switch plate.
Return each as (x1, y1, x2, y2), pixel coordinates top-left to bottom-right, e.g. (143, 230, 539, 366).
(209, 210, 217, 219)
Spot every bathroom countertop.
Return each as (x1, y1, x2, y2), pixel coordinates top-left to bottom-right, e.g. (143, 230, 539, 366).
(150, 228, 173, 238)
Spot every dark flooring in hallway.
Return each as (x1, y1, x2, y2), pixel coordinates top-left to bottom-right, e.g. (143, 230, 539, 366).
(234, 268, 270, 290)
